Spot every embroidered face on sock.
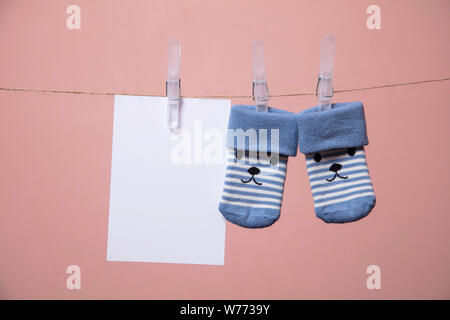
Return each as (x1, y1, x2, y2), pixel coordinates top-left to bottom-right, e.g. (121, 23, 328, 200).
(304, 146, 375, 222)
(308, 147, 360, 183)
(220, 150, 287, 198)
(218, 149, 289, 228)
(230, 150, 286, 187)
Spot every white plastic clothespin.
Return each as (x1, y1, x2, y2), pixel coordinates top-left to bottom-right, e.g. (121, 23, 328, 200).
(316, 34, 335, 111)
(252, 40, 269, 112)
(166, 38, 181, 131)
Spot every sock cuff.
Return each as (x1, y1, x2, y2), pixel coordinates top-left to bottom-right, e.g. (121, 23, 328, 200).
(296, 101, 369, 154)
(226, 105, 298, 156)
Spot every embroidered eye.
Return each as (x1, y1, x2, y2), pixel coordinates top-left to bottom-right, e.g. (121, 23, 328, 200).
(313, 153, 322, 163)
(347, 148, 356, 156)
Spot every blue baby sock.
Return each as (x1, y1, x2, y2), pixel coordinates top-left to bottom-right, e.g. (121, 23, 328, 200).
(296, 101, 376, 223)
(218, 105, 298, 228)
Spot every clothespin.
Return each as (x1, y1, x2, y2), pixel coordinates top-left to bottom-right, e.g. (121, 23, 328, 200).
(166, 38, 181, 131)
(316, 34, 335, 111)
(252, 40, 269, 112)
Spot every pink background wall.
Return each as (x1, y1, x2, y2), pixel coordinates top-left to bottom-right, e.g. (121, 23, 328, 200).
(0, 0, 449, 299)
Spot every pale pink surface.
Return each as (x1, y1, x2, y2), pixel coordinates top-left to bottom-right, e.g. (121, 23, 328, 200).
(0, 0, 449, 299)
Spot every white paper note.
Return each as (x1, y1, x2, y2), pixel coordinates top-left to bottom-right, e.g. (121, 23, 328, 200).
(107, 96, 229, 265)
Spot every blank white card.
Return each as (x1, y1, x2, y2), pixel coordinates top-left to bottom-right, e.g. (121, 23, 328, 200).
(107, 95, 229, 265)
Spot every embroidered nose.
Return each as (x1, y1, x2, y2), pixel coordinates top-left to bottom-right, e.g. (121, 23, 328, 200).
(329, 163, 342, 172)
(248, 167, 260, 176)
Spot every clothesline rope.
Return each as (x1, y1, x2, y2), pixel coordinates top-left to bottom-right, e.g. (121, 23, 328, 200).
(0, 77, 448, 99)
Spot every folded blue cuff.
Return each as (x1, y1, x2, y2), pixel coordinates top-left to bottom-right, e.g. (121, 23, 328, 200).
(297, 101, 368, 154)
(226, 105, 298, 156)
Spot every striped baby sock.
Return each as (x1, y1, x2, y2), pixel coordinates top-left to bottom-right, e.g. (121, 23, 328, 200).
(218, 105, 298, 228)
(297, 101, 376, 223)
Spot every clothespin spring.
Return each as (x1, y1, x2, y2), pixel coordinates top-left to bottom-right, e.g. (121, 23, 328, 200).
(252, 79, 270, 112)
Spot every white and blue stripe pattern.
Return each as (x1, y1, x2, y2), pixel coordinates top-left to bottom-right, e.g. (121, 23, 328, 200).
(305, 147, 376, 223)
(218, 150, 288, 228)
